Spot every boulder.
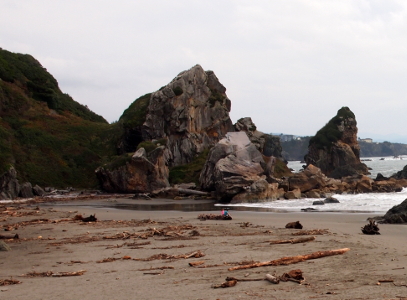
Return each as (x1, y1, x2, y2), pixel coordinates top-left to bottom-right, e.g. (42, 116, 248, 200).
(200, 132, 279, 202)
(0, 166, 20, 200)
(324, 196, 340, 203)
(95, 147, 169, 193)
(19, 182, 34, 198)
(379, 198, 407, 223)
(284, 188, 301, 199)
(304, 107, 369, 178)
(32, 185, 45, 196)
(313, 200, 325, 205)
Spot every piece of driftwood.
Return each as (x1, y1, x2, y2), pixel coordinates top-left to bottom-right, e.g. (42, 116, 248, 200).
(228, 248, 350, 271)
(285, 221, 303, 229)
(21, 270, 86, 277)
(292, 229, 330, 236)
(176, 188, 209, 196)
(134, 250, 205, 261)
(269, 236, 315, 245)
(0, 233, 19, 239)
(211, 279, 237, 289)
(189, 261, 205, 267)
(0, 278, 21, 286)
(361, 219, 380, 235)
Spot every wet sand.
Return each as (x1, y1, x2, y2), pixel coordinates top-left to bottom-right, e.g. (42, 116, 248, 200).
(1, 197, 407, 300)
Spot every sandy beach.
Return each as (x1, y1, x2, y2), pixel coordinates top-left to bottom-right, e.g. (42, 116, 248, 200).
(1, 197, 407, 300)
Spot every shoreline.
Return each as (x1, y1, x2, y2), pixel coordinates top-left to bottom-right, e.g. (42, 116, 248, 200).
(2, 197, 407, 299)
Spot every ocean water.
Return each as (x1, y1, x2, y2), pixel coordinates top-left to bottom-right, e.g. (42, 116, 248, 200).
(227, 156, 407, 213)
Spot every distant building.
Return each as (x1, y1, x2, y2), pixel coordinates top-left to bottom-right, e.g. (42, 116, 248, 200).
(360, 138, 373, 143)
(279, 134, 302, 142)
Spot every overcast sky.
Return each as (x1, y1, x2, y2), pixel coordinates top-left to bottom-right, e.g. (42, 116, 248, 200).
(1, 1, 407, 142)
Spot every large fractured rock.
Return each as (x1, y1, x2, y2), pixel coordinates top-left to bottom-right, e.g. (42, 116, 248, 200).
(234, 117, 283, 158)
(95, 147, 169, 193)
(0, 166, 20, 200)
(304, 107, 369, 178)
(142, 64, 234, 166)
(200, 132, 284, 202)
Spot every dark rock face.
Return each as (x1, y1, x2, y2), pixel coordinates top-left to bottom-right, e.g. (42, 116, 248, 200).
(304, 107, 369, 178)
(142, 64, 234, 167)
(0, 167, 20, 200)
(380, 198, 407, 223)
(95, 147, 169, 193)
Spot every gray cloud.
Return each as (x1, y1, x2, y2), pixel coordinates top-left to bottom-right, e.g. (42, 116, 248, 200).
(2, 0, 407, 142)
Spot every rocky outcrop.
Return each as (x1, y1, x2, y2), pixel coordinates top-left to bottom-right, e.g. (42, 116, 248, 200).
(379, 198, 407, 223)
(0, 167, 20, 200)
(95, 147, 169, 193)
(304, 107, 369, 179)
(199, 132, 285, 202)
(142, 65, 234, 166)
(234, 117, 283, 158)
(288, 164, 341, 193)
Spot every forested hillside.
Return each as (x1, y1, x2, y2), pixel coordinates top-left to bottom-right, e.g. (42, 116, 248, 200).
(0, 48, 120, 188)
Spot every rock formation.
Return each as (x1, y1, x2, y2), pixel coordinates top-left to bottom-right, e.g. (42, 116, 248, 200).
(379, 198, 407, 224)
(95, 147, 169, 193)
(234, 117, 283, 158)
(0, 167, 20, 200)
(199, 132, 285, 202)
(304, 107, 369, 179)
(142, 65, 234, 166)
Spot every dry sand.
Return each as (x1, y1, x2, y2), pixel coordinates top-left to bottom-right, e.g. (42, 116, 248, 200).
(1, 197, 407, 300)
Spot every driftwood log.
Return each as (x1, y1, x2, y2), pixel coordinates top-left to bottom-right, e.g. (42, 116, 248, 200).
(269, 236, 315, 244)
(228, 248, 350, 271)
(0, 233, 19, 239)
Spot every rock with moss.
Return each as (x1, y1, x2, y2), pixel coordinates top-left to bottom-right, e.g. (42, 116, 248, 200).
(304, 107, 369, 178)
(95, 147, 169, 193)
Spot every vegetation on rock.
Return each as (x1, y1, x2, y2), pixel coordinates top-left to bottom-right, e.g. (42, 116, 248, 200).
(169, 149, 210, 185)
(309, 107, 355, 150)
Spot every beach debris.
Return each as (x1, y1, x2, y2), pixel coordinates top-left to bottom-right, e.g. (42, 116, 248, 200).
(189, 261, 205, 267)
(138, 266, 174, 271)
(198, 214, 232, 221)
(213, 270, 304, 288)
(0, 278, 21, 286)
(73, 214, 97, 222)
(21, 270, 86, 277)
(269, 236, 316, 245)
(292, 229, 330, 236)
(0, 233, 19, 240)
(228, 248, 350, 271)
(361, 219, 380, 235)
(211, 279, 237, 289)
(134, 250, 205, 261)
(285, 221, 303, 229)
